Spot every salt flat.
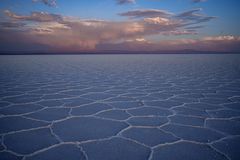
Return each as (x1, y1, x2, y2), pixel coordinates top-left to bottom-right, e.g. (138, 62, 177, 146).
(0, 54, 240, 160)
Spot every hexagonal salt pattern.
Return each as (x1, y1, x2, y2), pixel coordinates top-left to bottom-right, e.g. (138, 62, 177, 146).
(80, 137, 150, 160)
(4, 128, 59, 155)
(151, 141, 228, 160)
(24, 144, 86, 160)
(0, 54, 240, 160)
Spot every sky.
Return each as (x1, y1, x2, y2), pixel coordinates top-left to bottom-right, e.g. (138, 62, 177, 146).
(0, 0, 240, 53)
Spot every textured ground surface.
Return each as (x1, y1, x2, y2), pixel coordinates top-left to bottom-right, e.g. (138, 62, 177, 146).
(0, 54, 240, 160)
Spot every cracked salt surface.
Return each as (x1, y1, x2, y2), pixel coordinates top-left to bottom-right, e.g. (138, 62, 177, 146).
(0, 54, 240, 160)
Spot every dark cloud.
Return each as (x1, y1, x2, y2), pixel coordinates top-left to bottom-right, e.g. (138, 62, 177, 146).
(176, 8, 216, 24)
(32, 0, 57, 7)
(192, 0, 207, 3)
(0, 22, 25, 28)
(119, 9, 172, 18)
(116, 0, 135, 5)
(177, 8, 202, 17)
(185, 25, 204, 29)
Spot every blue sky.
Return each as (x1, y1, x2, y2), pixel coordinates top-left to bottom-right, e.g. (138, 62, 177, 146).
(0, 0, 240, 53)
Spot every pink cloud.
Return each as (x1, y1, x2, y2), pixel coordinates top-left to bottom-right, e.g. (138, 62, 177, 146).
(97, 36, 240, 52)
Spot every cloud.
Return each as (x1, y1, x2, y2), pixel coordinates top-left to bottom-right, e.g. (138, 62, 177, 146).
(143, 17, 171, 25)
(119, 9, 172, 18)
(162, 30, 198, 36)
(203, 36, 240, 41)
(32, 0, 57, 7)
(185, 26, 204, 29)
(4, 10, 63, 22)
(118, 8, 215, 35)
(176, 8, 216, 24)
(97, 35, 240, 52)
(117, 0, 207, 5)
(177, 8, 203, 17)
(1, 12, 146, 51)
(120, 8, 215, 24)
(0, 22, 25, 28)
(192, 0, 207, 3)
(116, 0, 135, 5)
(1, 9, 219, 52)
